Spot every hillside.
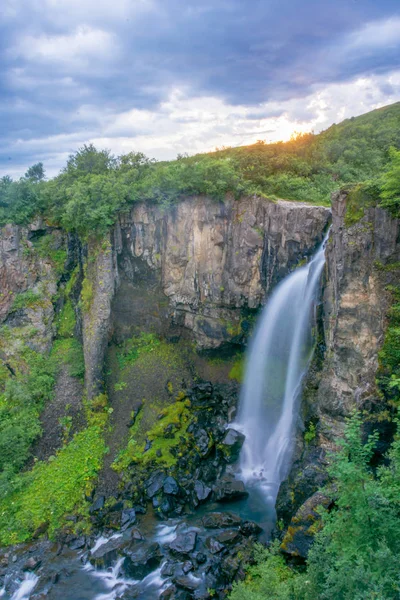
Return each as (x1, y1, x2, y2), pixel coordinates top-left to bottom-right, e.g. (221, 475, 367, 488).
(0, 103, 399, 237)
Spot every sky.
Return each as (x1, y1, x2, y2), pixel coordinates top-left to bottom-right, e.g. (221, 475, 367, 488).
(1, 0, 400, 178)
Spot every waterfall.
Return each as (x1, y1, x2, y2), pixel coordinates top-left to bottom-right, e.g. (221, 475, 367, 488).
(236, 234, 328, 504)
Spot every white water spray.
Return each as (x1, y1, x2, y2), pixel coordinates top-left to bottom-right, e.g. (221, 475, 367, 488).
(236, 234, 328, 503)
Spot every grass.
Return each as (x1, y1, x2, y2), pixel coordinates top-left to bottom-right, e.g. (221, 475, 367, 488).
(116, 332, 162, 370)
(56, 299, 76, 338)
(0, 400, 108, 545)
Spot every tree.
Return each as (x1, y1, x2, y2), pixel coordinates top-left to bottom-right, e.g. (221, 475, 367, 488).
(25, 163, 45, 182)
(380, 147, 400, 214)
(63, 144, 116, 179)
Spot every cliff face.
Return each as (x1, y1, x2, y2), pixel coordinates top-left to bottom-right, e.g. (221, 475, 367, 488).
(0, 222, 62, 353)
(317, 191, 400, 441)
(0, 195, 330, 398)
(117, 195, 330, 348)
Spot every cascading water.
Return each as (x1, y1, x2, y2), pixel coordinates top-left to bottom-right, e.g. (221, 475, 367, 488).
(236, 234, 328, 504)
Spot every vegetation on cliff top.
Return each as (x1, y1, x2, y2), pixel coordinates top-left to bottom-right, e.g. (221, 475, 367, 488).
(0, 102, 399, 237)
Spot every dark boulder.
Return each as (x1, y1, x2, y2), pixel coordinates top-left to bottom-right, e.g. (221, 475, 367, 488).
(121, 508, 136, 530)
(205, 537, 224, 554)
(220, 429, 245, 463)
(202, 512, 242, 529)
(163, 476, 179, 496)
(90, 536, 127, 569)
(169, 532, 197, 557)
(122, 542, 162, 579)
(193, 428, 212, 457)
(145, 471, 166, 499)
(281, 491, 333, 559)
(193, 480, 212, 505)
(213, 477, 248, 502)
(68, 536, 86, 551)
(215, 529, 240, 545)
(175, 575, 201, 592)
(89, 496, 105, 514)
(240, 521, 263, 537)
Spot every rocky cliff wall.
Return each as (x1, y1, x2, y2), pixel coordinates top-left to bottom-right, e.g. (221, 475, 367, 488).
(317, 191, 400, 442)
(0, 222, 62, 354)
(117, 195, 330, 348)
(0, 195, 330, 398)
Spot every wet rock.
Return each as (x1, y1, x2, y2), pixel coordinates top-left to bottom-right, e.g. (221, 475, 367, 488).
(89, 496, 105, 514)
(90, 536, 127, 568)
(182, 560, 194, 573)
(123, 542, 162, 579)
(160, 585, 178, 599)
(202, 512, 242, 529)
(194, 552, 207, 565)
(130, 528, 144, 541)
(163, 476, 179, 496)
(189, 383, 214, 405)
(23, 557, 42, 571)
(220, 428, 245, 463)
(169, 532, 197, 557)
(240, 521, 263, 537)
(281, 491, 333, 559)
(215, 529, 240, 545)
(193, 480, 212, 505)
(68, 536, 86, 551)
(194, 428, 212, 457)
(213, 477, 248, 502)
(221, 555, 240, 580)
(206, 537, 225, 554)
(161, 560, 177, 577)
(175, 574, 201, 592)
(121, 508, 136, 530)
(145, 471, 166, 499)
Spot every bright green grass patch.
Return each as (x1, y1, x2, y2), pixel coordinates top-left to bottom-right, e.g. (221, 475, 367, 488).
(112, 398, 192, 472)
(56, 299, 76, 338)
(229, 357, 245, 383)
(0, 412, 108, 546)
(116, 332, 161, 370)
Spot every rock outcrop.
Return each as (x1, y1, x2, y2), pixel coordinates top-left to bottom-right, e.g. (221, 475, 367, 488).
(117, 195, 330, 348)
(317, 191, 400, 439)
(0, 222, 62, 353)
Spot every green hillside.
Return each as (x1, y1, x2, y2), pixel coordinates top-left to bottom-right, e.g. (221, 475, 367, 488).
(1, 102, 399, 236)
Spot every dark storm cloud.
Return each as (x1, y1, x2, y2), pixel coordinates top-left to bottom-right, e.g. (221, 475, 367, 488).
(0, 0, 399, 174)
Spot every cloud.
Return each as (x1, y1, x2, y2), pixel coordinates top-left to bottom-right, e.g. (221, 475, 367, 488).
(11, 26, 118, 71)
(0, 0, 399, 175)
